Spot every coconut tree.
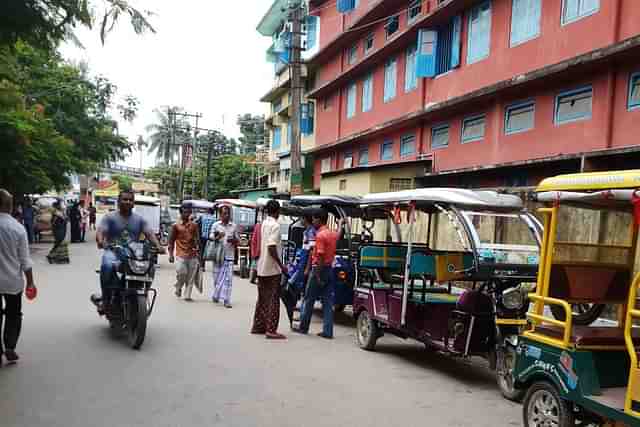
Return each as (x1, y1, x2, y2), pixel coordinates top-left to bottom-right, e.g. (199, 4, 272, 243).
(145, 107, 189, 166)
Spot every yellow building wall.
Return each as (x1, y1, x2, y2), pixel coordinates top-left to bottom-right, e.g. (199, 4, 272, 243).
(320, 171, 372, 196)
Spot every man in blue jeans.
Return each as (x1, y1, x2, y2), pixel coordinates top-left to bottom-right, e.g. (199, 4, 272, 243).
(294, 208, 338, 339)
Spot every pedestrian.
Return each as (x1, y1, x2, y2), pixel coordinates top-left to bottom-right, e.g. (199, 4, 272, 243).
(47, 201, 69, 264)
(79, 200, 89, 242)
(0, 189, 36, 365)
(169, 204, 200, 302)
(294, 208, 339, 339)
(22, 198, 35, 244)
(251, 200, 287, 339)
(197, 207, 216, 271)
(210, 205, 239, 308)
(287, 212, 316, 294)
(69, 201, 82, 243)
(89, 203, 97, 231)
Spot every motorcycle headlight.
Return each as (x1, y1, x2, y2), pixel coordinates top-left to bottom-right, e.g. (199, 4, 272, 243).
(128, 259, 151, 275)
(502, 287, 525, 310)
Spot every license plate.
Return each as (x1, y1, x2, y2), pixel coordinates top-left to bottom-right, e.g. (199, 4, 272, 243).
(126, 275, 153, 282)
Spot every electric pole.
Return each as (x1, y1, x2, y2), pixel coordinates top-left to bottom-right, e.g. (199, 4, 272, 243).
(289, 2, 304, 195)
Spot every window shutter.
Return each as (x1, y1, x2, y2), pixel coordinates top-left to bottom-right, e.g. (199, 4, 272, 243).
(450, 15, 462, 69)
(416, 29, 438, 78)
(337, 0, 356, 13)
(305, 16, 317, 50)
(301, 103, 310, 134)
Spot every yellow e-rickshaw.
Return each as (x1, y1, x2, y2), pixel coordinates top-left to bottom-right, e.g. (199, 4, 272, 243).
(513, 170, 640, 427)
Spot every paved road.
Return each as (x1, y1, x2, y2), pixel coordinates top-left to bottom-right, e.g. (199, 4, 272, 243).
(0, 232, 521, 427)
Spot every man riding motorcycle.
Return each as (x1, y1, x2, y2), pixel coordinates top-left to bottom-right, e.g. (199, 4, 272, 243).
(93, 190, 165, 312)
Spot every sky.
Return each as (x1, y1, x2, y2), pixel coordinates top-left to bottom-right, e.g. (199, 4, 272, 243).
(60, 0, 276, 169)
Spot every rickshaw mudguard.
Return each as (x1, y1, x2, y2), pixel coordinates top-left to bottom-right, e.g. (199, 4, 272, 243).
(514, 337, 601, 401)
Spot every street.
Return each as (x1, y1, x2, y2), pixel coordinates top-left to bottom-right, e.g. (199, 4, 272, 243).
(0, 233, 520, 427)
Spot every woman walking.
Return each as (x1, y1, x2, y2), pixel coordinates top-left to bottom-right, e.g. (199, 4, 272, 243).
(69, 201, 82, 243)
(47, 201, 69, 264)
(210, 205, 239, 308)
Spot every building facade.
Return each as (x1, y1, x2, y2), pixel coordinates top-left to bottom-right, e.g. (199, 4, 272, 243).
(257, 0, 321, 194)
(307, 0, 640, 194)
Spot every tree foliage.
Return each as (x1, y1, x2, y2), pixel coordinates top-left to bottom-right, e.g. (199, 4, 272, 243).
(237, 113, 266, 155)
(0, 42, 137, 195)
(0, 0, 155, 49)
(110, 174, 133, 191)
(145, 107, 191, 165)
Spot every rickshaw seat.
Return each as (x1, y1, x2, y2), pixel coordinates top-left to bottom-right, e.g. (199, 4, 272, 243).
(549, 262, 631, 303)
(359, 245, 407, 271)
(535, 325, 640, 347)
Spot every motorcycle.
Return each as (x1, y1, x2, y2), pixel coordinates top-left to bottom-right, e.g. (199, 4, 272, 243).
(91, 240, 158, 349)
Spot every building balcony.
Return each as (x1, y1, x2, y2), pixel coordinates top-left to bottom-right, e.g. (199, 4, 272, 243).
(260, 65, 308, 103)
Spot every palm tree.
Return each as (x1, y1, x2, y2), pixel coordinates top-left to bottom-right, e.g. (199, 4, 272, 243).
(136, 135, 147, 170)
(145, 107, 188, 166)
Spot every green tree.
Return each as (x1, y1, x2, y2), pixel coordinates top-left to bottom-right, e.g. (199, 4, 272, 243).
(145, 107, 190, 165)
(0, 0, 155, 49)
(237, 114, 266, 155)
(111, 174, 133, 191)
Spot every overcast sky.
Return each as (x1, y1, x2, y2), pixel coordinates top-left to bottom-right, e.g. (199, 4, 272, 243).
(61, 0, 276, 169)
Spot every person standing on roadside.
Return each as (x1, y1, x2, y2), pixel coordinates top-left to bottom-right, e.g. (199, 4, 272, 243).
(210, 205, 239, 308)
(294, 208, 339, 339)
(0, 189, 36, 365)
(169, 204, 200, 302)
(197, 207, 216, 271)
(22, 199, 35, 244)
(79, 200, 89, 242)
(89, 203, 97, 231)
(251, 200, 287, 340)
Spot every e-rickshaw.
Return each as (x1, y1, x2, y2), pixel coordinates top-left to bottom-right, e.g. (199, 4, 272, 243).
(513, 170, 640, 427)
(353, 188, 542, 398)
(289, 195, 364, 311)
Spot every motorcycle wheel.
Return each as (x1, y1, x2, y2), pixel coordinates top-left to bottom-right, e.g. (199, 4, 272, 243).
(127, 295, 148, 350)
(550, 303, 605, 326)
(496, 344, 525, 401)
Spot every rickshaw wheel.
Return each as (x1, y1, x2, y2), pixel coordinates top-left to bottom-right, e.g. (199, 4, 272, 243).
(356, 310, 378, 351)
(550, 303, 605, 326)
(496, 345, 525, 401)
(523, 382, 574, 427)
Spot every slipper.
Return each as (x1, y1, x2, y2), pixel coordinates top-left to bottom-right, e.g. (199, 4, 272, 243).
(265, 332, 287, 340)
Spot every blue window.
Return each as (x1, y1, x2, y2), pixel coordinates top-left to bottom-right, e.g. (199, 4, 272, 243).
(384, 58, 397, 102)
(301, 102, 315, 135)
(555, 86, 592, 124)
(287, 122, 292, 146)
(381, 140, 394, 160)
(628, 72, 640, 110)
(362, 73, 373, 112)
(467, 1, 492, 64)
(431, 124, 450, 148)
(337, 0, 356, 13)
(305, 16, 318, 50)
(562, 0, 599, 25)
(505, 100, 535, 134)
(510, 0, 541, 46)
(272, 127, 281, 149)
(461, 114, 486, 143)
(400, 135, 416, 157)
(405, 44, 418, 92)
(416, 15, 462, 78)
(359, 148, 369, 165)
(346, 83, 357, 118)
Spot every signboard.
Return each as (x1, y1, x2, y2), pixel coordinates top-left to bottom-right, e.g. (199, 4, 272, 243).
(95, 182, 120, 197)
(132, 182, 160, 193)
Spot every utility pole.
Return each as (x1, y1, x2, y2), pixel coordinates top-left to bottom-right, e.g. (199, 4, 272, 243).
(289, 2, 304, 196)
(191, 114, 200, 198)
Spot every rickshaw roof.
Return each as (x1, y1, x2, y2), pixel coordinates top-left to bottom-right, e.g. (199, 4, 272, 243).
(214, 199, 257, 209)
(535, 189, 636, 210)
(134, 195, 160, 205)
(536, 170, 640, 192)
(360, 188, 524, 211)
(256, 198, 305, 217)
(289, 195, 362, 207)
(182, 199, 214, 210)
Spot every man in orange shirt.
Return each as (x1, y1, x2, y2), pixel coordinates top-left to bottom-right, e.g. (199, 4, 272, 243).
(294, 208, 338, 339)
(169, 204, 200, 301)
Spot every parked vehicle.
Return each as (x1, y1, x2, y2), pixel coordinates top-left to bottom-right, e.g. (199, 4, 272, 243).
(353, 188, 542, 399)
(132, 195, 162, 257)
(513, 170, 640, 427)
(289, 195, 364, 311)
(91, 240, 158, 349)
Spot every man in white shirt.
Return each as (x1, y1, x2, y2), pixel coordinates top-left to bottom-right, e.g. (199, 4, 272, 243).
(0, 189, 36, 365)
(210, 205, 239, 308)
(251, 200, 287, 339)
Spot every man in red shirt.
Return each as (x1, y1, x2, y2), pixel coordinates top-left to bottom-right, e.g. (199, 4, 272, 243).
(294, 208, 338, 339)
